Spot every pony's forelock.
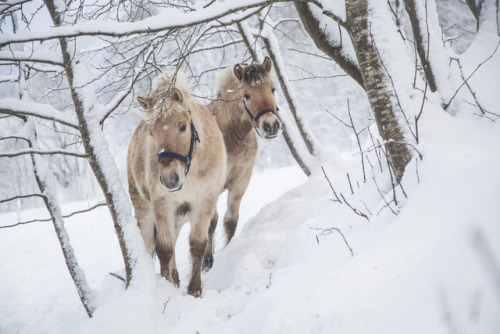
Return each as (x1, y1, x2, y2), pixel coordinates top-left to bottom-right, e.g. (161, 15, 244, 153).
(241, 63, 267, 87)
(216, 63, 270, 94)
(152, 70, 189, 95)
(142, 71, 190, 120)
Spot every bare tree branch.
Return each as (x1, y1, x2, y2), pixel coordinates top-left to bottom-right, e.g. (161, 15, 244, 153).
(0, 50, 63, 66)
(0, 0, 300, 48)
(0, 148, 86, 159)
(0, 201, 107, 229)
(0, 193, 45, 204)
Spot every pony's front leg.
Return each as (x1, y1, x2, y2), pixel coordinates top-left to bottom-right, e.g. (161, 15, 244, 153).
(224, 187, 246, 244)
(187, 201, 215, 297)
(202, 209, 218, 272)
(153, 201, 180, 287)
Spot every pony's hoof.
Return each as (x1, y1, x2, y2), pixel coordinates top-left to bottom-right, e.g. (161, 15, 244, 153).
(188, 285, 202, 298)
(202, 253, 214, 272)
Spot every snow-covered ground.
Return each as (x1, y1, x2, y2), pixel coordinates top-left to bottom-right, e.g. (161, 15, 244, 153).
(1, 100, 500, 333)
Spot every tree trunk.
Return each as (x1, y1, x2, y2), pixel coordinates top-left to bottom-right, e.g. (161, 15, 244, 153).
(345, 0, 412, 182)
(44, 0, 153, 287)
(11, 11, 95, 317)
(27, 121, 96, 317)
(403, 0, 438, 93)
(466, 0, 483, 30)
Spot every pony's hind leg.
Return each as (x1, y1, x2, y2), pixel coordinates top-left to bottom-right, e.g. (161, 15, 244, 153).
(188, 201, 215, 297)
(203, 209, 218, 272)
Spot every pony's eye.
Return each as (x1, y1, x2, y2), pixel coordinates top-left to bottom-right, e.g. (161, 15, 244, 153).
(272, 88, 276, 94)
(244, 93, 250, 100)
(180, 124, 187, 132)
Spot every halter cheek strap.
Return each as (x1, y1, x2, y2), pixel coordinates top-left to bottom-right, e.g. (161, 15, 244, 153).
(243, 99, 278, 128)
(157, 115, 200, 176)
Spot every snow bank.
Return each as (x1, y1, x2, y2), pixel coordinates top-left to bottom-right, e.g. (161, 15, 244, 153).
(2, 103, 499, 333)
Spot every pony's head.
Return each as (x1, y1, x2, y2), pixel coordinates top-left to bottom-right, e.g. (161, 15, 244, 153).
(138, 71, 198, 192)
(233, 57, 281, 139)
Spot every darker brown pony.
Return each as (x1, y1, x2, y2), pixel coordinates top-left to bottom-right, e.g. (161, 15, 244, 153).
(127, 71, 227, 297)
(204, 57, 281, 270)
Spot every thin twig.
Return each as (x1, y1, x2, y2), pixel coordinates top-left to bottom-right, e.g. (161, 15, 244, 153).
(308, 224, 354, 257)
(444, 40, 500, 110)
(0, 202, 107, 229)
(321, 166, 341, 203)
(346, 172, 354, 195)
(109, 272, 126, 282)
(340, 193, 369, 221)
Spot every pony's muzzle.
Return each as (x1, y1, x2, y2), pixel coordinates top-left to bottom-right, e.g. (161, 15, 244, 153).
(159, 172, 183, 192)
(261, 118, 282, 139)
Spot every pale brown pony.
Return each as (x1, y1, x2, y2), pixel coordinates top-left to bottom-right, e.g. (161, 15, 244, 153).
(204, 57, 281, 270)
(127, 71, 227, 297)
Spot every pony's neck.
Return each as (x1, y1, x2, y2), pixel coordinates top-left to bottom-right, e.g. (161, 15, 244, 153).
(218, 96, 254, 142)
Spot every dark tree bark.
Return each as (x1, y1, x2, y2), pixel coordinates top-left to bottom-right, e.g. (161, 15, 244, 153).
(345, 0, 412, 182)
(403, 0, 438, 93)
(466, 0, 483, 30)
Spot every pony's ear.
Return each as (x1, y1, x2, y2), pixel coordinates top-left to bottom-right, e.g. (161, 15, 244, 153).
(262, 56, 272, 73)
(172, 88, 183, 103)
(234, 64, 245, 82)
(137, 95, 155, 111)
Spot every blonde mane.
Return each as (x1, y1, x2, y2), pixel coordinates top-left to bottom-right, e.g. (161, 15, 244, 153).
(215, 67, 239, 100)
(143, 70, 191, 120)
(153, 70, 189, 95)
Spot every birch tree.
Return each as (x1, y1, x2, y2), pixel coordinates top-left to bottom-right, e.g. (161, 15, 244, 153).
(294, 0, 498, 183)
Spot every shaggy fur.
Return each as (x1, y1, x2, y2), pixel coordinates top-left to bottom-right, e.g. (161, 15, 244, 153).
(128, 71, 227, 297)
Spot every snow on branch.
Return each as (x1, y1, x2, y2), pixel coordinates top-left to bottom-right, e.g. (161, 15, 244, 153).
(0, 193, 45, 204)
(0, 148, 86, 159)
(0, 0, 296, 48)
(0, 0, 31, 16)
(0, 50, 63, 66)
(0, 98, 79, 129)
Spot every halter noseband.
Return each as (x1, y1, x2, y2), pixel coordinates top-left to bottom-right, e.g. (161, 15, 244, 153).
(157, 112, 200, 176)
(243, 99, 278, 128)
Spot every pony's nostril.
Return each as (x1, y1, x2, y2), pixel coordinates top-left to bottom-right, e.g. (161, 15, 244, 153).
(172, 172, 180, 184)
(263, 122, 272, 133)
(273, 121, 280, 133)
(159, 176, 167, 188)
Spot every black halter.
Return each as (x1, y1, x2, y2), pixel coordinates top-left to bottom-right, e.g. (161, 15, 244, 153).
(157, 112, 200, 176)
(243, 99, 278, 128)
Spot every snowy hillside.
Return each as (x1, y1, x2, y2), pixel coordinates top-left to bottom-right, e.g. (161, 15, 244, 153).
(2, 104, 500, 333)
